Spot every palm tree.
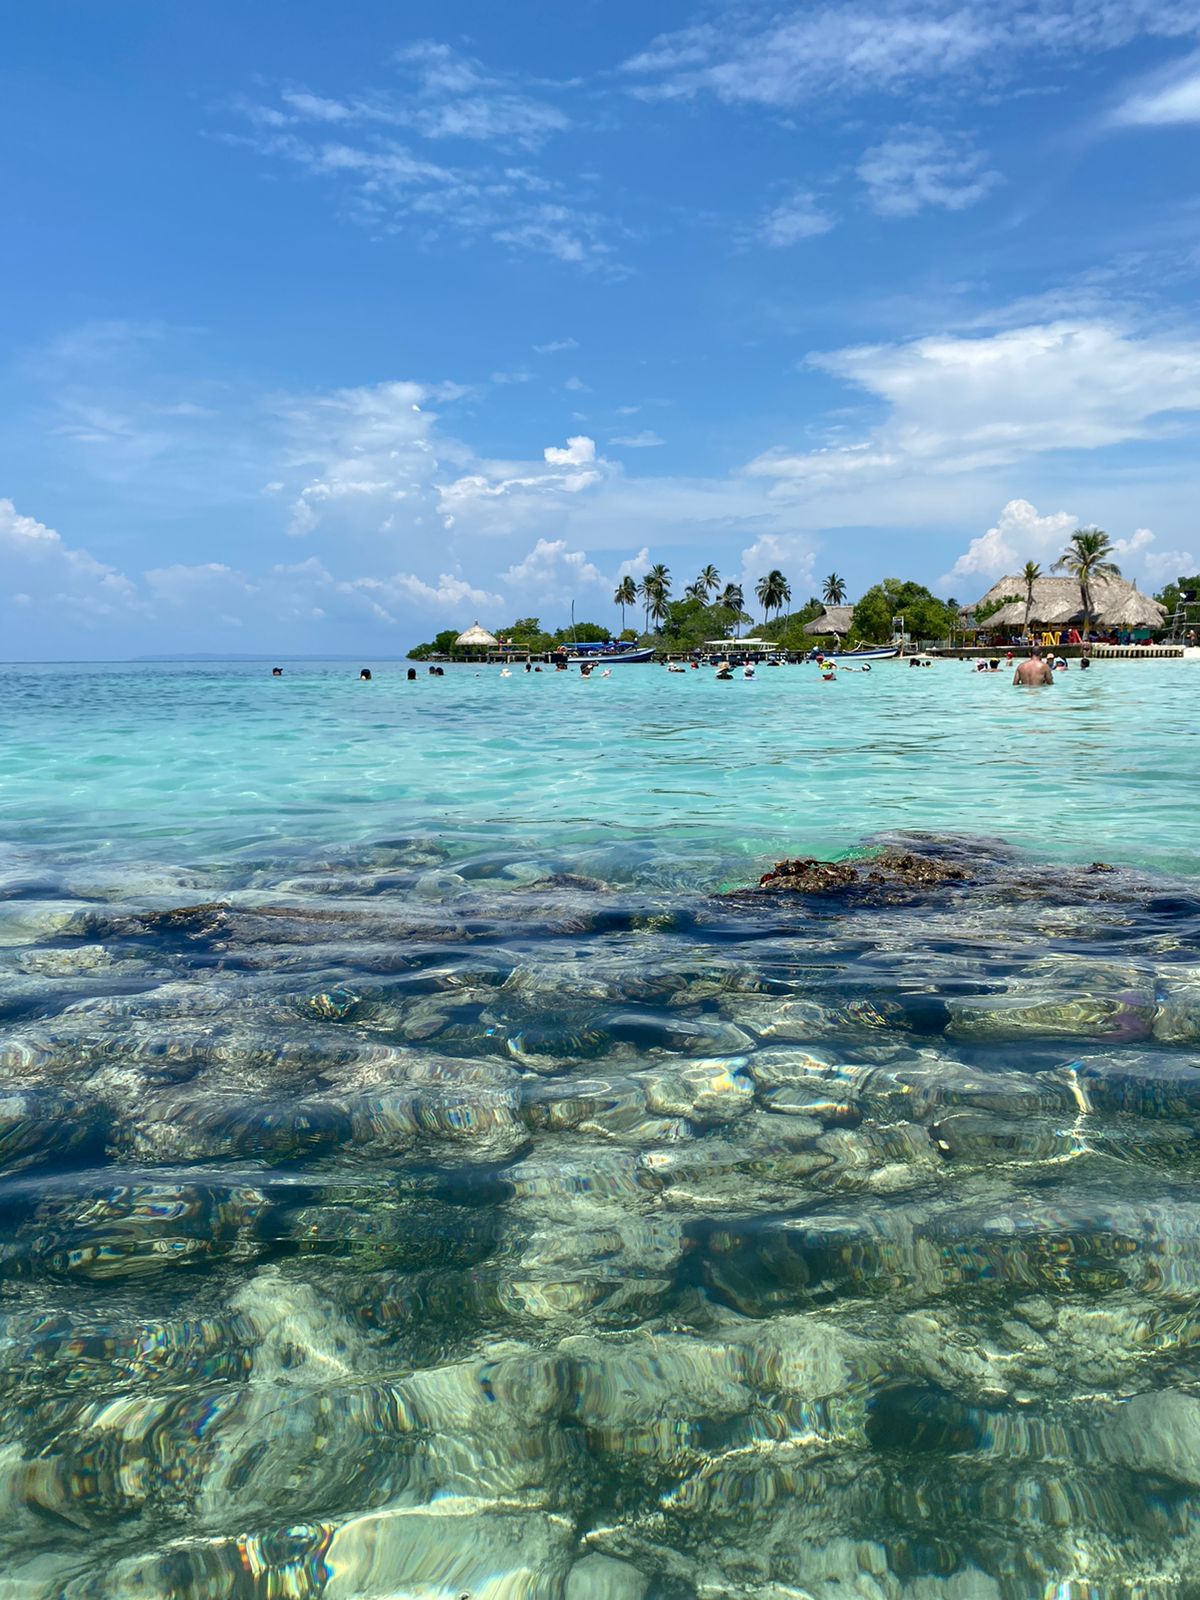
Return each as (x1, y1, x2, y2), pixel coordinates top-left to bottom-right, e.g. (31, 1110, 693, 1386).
(1052, 530, 1120, 640)
(697, 563, 721, 599)
(718, 582, 744, 638)
(756, 569, 791, 627)
(639, 563, 672, 634)
(613, 576, 637, 633)
(1021, 561, 1041, 635)
(822, 572, 847, 606)
(684, 580, 708, 602)
(638, 573, 655, 634)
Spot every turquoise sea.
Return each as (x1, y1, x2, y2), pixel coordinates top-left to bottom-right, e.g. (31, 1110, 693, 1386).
(1, 657, 1199, 1599)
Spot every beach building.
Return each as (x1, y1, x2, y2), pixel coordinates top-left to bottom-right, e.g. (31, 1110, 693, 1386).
(971, 574, 1166, 636)
(803, 605, 855, 636)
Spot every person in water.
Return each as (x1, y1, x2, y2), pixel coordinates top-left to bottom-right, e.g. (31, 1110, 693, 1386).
(271, 667, 283, 677)
(359, 668, 372, 680)
(1013, 650, 1054, 686)
(407, 668, 417, 680)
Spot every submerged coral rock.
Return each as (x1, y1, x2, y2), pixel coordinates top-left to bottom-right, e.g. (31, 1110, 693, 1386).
(747, 850, 970, 896)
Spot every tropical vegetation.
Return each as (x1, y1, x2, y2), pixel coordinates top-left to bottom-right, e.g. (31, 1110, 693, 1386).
(1052, 529, 1120, 639)
(409, 545, 1200, 658)
(755, 569, 791, 625)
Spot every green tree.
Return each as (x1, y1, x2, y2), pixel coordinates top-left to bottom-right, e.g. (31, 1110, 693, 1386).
(850, 580, 957, 645)
(1021, 561, 1041, 633)
(613, 576, 637, 631)
(760, 598, 825, 649)
(755, 569, 791, 626)
(1052, 529, 1120, 639)
(1155, 573, 1200, 631)
(552, 621, 609, 644)
(639, 563, 672, 633)
(684, 580, 709, 602)
(974, 593, 1020, 625)
(697, 563, 721, 598)
(718, 582, 745, 637)
(822, 573, 847, 606)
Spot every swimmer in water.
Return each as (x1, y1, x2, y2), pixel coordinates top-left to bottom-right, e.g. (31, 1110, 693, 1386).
(359, 668, 372, 681)
(1013, 649, 1055, 687)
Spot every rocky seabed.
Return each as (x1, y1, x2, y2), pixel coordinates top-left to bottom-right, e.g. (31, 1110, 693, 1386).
(0, 835, 1199, 1598)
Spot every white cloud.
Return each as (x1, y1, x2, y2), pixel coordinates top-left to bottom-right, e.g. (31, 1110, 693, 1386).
(758, 189, 836, 246)
(857, 126, 1000, 217)
(1112, 526, 1155, 558)
(543, 435, 597, 467)
(1143, 545, 1197, 583)
(564, 375, 591, 392)
(610, 430, 664, 448)
(502, 537, 607, 601)
(144, 562, 247, 605)
(941, 505, 1195, 593)
(624, 3, 1200, 106)
(393, 41, 570, 147)
(533, 337, 579, 354)
(1113, 52, 1200, 125)
(0, 497, 140, 623)
(749, 319, 1200, 489)
(941, 498, 1078, 583)
(227, 48, 610, 266)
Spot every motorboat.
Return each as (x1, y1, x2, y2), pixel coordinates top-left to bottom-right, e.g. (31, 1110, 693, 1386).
(805, 645, 899, 663)
(559, 643, 656, 665)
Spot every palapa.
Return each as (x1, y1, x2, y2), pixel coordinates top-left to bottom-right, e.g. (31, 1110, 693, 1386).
(802, 605, 855, 635)
(971, 574, 1165, 631)
(454, 622, 500, 648)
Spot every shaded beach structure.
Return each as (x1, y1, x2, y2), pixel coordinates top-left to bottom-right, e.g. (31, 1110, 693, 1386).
(455, 621, 500, 655)
(969, 573, 1166, 638)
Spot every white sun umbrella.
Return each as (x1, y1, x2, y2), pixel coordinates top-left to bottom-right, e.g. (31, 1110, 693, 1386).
(455, 622, 499, 648)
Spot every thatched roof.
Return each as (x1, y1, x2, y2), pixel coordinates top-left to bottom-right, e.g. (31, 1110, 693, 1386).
(803, 605, 855, 635)
(973, 574, 1165, 630)
(455, 621, 499, 647)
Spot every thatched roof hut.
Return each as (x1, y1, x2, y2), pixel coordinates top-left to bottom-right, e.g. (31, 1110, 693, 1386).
(454, 622, 499, 648)
(973, 574, 1165, 631)
(803, 605, 855, 635)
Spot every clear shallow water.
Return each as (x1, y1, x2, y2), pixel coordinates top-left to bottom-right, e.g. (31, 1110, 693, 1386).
(0, 656, 1197, 874)
(0, 661, 1199, 1598)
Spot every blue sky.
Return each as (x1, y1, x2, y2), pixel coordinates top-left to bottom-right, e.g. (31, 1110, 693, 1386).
(3, 0, 1200, 656)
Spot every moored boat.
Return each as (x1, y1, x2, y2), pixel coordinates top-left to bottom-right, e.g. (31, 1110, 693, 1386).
(805, 645, 900, 662)
(561, 644, 656, 665)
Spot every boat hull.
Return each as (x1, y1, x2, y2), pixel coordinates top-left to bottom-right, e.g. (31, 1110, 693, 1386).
(565, 647, 656, 664)
(808, 647, 899, 662)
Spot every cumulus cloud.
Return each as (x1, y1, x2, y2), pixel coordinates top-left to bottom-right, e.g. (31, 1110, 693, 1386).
(748, 319, 1200, 489)
(281, 380, 442, 538)
(502, 537, 607, 600)
(1143, 545, 1198, 583)
(758, 190, 836, 246)
(543, 436, 596, 467)
(941, 503, 1193, 593)
(941, 498, 1078, 583)
(0, 497, 140, 623)
(857, 126, 1000, 217)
